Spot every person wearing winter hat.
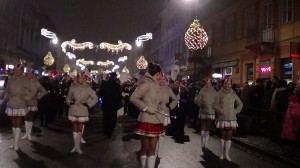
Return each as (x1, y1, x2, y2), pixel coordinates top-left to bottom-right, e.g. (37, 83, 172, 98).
(65, 71, 98, 154)
(21, 68, 48, 141)
(4, 64, 36, 150)
(214, 78, 243, 161)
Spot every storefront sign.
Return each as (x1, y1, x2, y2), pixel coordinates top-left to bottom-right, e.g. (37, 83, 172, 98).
(260, 66, 271, 74)
(212, 60, 238, 68)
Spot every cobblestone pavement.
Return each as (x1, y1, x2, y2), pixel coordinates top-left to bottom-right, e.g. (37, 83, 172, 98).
(0, 110, 297, 168)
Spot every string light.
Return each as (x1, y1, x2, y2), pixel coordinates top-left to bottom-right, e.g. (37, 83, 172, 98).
(135, 33, 152, 47)
(63, 64, 71, 72)
(103, 70, 111, 74)
(99, 40, 132, 54)
(112, 65, 119, 72)
(184, 19, 208, 50)
(41, 28, 57, 39)
(96, 60, 115, 67)
(118, 56, 128, 62)
(122, 66, 130, 73)
(61, 39, 94, 53)
(66, 52, 76, 59)
(44, 52, 55, 66)
(76, 59, 94, 66)
(136, 56, 148, 69)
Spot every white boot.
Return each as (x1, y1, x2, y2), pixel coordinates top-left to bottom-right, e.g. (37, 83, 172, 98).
(21, 121, 28, 140)
(225, 140, 232, 161)
(14, 128, 21, 150)
(140, 155, 147, 168)
(70, 132, 77, 153)
(200, 131, 205, 148)
(157, 137, 164, 158)
(9, 128, 16, 149)
(219, 139, 225, 160)
(81, 125, 86, 144)
(204, 131, 210, 147)
(76, 132, 83, 154)
(147, 155, 156, 168)
(27, 122, 33, 141)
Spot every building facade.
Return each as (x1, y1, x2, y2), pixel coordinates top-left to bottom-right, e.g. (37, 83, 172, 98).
(0, 0, 60, 73)
(147, 0, 300, 84)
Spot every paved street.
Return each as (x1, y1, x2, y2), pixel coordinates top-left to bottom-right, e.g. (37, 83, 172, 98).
(0, 109, 296, 168)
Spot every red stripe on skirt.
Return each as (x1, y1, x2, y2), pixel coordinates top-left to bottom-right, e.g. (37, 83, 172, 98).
(135, 122, 165, 137)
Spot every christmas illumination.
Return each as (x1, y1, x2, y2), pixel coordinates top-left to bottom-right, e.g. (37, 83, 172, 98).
(122, 66, 130, 73)
(136, 56, 148, 69)
(44, 52, 55, 66)
(96, 60, 115, 67)
(118, 56, 128, 62)
(103, 70, 111, 74)
(112, 65, 119, 72)
(63, 64, 71, 72)
(136, 33, 152, 47)
(41, 28, 57, 39)
(72, 69, 77, 76)
(99, 40, 132, 53)
(116, 71, 121, 78)
(184, 19, 208, 50)
(61, 39, 94, 53)
(66, 52, 76, 59)
(76, 59, 94, 66)
(90, 70, 98, 74)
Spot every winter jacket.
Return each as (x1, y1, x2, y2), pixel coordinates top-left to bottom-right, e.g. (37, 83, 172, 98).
(4, 75, 36, 109)
(281, 96, 300, 141)
(66, 81, 98, 117)
(99, 77, 123, 111)
(194, 86, 217, 115)
(159, 86, 178, 116)
(130, 72, 164, 124)
(27, 79, 48, 107)
(214, 88, 243, 121)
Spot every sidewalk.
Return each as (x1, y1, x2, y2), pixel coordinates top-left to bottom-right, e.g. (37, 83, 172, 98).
(232, 135, 300, 166)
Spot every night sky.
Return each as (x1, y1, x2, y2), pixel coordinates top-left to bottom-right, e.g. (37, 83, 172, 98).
(38, 0, 167, 62)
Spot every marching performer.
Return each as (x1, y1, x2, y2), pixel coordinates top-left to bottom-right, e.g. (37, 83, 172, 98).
(66, 72, 97, 154)
(21, 69, 47, 141)
(4, 64, 36, 150)
(194, 78, 217, 148)
(214, 78, 243, 161)
(156, 75, 178, 158)
(130, 62, 164, 168)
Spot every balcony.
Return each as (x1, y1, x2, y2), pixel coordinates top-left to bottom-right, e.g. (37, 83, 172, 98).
(245, 24, 274, 55)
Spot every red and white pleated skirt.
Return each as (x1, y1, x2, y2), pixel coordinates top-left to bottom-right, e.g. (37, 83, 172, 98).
(135, 122, 165, 137)
(5, 107, 28, 117)
(68, 116, 89, 123)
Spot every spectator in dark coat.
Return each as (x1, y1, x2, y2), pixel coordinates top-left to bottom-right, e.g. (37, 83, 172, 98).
(99, 72, 123, 138)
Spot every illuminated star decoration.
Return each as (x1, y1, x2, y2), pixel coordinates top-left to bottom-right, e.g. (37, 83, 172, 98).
(44, 51, 55, 66)
(136, 56, 148, 70)
(99, 40, 132, 54)
(61, 39, 94, 53)
(96, 60, 115, 67)
(122, 66, 130, 73)
(41, 28, 58, 44)
(135, 33, 153, 47)
(66, 52, 76, 59)
(184, 19, 208, 50)
(118, 56, 128, 62)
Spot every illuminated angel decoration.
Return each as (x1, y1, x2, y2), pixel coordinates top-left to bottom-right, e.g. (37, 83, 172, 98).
(99, 40, 132, 54)
(118, 56, 128, 62)
(41, 28, 57, 39)
(96, 60, 115, 67)
(61, 39, 94, 53)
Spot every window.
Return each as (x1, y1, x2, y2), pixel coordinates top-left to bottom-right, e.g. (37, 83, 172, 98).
(244, 6, 256, 38)
(259, 61, 271, 79)
(263, 1, 273, 30)
(281, 58, 292, 79)
(282, 0, 293, 24)
(246, 63, 254, 81)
